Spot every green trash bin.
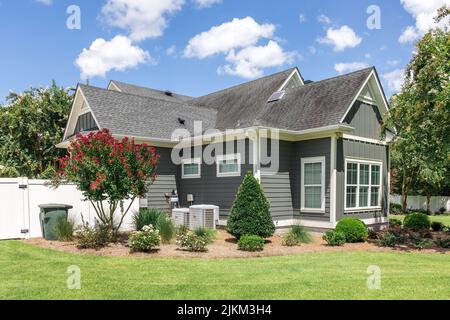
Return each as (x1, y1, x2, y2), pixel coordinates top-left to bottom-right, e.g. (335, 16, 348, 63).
(39, 204, 73, 240)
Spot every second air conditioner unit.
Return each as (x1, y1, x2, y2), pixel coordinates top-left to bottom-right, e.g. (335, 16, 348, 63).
(188, 205, 219, 229)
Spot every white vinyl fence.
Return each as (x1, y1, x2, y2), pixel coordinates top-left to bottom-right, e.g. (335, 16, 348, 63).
(390, 194, 450, 213)
(0, 178, 138, 240)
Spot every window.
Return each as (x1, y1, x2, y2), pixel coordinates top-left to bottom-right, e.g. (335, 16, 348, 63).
(216, 154, 241, 177)
(345, 159, 382, 210)
(301, 157, 325, 213)
(181, 158, 201, 179)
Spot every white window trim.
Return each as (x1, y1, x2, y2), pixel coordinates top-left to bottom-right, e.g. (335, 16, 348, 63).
(181, 158, 201, 179)
(301, 156, 326, 213)
(344, 158, 383, 212)
(216, 154, 241, 177)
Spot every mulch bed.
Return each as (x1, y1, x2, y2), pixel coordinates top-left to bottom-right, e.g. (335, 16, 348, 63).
(24, 230, 449, 259)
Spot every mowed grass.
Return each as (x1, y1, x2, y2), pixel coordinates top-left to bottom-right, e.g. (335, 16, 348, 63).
(391, 214, 450, 225)
(0, 241, 449, 300)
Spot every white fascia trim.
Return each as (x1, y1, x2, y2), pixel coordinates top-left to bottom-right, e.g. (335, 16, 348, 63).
(301, 156, 326, 214)
(342, 134, 387, 146)
(330, 135, 337, 225)
(107, 81, 122, 92)
(340, 70, 389, 123)
(63, 87, 80, 140)
(277, 68, 304, 91)
(181, 158, 201, 179)
(216, 153, 241, 177)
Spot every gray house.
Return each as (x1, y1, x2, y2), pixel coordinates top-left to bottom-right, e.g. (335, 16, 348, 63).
(59, 67, 392, 231)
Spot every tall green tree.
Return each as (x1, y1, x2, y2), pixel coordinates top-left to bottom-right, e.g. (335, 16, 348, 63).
(385, 9, 450, 213)
(0, 82, 74, 177)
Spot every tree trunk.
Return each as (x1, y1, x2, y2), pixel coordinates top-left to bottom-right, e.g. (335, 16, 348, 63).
(426, 194, 431, 215)
(401, 178, 409, 214)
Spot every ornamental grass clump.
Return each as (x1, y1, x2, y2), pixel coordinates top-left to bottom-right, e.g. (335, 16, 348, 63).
(128, 225, 161, 252)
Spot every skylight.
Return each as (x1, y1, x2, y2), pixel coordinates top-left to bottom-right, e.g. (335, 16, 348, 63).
(267, 90, 285, 103)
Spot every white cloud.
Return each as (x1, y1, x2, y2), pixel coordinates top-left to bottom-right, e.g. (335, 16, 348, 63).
(382, 69, 405, 92)
(75, 35, 152, 80)
(299, 13, 307, 23)
(364, 53, 371, 59)
(318, 25, 362, 51)
(218, 40, 297, 79)
(36, 0, 52, 5)
(166, 45, 177, 56)
(100, 0, 184, 42)
(308, 46, 317, 54)
(387, 59, 400, 67)
(193, 0, 222, 8)
(399, 0, 450, 43)
(317, 14, 331, 25)
(184, 17, 275, 59)
(334, 62, 369, 74)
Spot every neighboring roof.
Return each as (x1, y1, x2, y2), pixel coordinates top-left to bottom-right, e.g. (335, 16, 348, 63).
(109, 80, 193, 103)
(67, 66, 384, 142)
(190, 68, 296, 130)
(79, 84, 216, 140)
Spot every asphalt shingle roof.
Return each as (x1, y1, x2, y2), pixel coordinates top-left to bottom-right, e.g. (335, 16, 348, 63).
(79, 84, 216, 140)
(76, 66, 376, 140)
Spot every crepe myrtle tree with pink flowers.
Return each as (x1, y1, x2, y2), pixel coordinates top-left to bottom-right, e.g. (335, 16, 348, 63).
(54, 129, 159, 234)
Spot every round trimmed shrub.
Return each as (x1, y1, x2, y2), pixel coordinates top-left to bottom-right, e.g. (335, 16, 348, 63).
(128, 225, 161, 252)
(237, 235, 265, 252)
(389, 218, 402, 228)
(403, 213, 431, 231)
(335, 218, 368, 243)
(431, 221, 444, 232)
(227, 171, 275, 239)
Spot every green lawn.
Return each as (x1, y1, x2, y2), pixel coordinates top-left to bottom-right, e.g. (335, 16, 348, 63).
(390, 214, 450, 225)
(1, 241, 449, 300)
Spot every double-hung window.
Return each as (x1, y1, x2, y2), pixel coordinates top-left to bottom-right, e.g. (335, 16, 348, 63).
(216, 154, 241, 177)
(301, 157, 325, 213)
(345, 159, 382, 210)
(181, 158, 201, 179)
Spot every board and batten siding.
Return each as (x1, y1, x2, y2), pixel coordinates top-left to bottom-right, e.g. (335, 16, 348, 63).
(344, 101, 384, 140)
(335, 138, 389, 220)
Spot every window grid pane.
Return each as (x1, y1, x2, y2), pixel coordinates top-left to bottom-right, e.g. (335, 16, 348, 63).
(305, 186, 322, 209)
(346, 186, 357, 208)
(371, 165, 380, 185)
(184, 163, 199, 176)
(304, 163, 322, 185)
(371, 187, 380, 207)
(219, 159, 239, 174)
(360, 164, 370, 185)
(359, 186, 369, 207)
(347, 163, 358, 185)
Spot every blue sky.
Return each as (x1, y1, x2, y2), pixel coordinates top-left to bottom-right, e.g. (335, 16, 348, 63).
(0, 0, 447, 103)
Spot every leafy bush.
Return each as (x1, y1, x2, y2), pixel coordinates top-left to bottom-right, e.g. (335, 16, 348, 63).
(412, 239, 429, 250)
(431, 221, 445, 232)
(377, 232, 400, 247)
(176, 232, 208, 252)
(54, 216, 75, 241)
(75, 221, 112, 249)
(390, 203, 402, 214)
(176, 224, 189, 236)
(128, 225, 161, 252)
(282, 232, 300, 247)
(335, 218, 368, 243)
(323, 231, 346, 246)
(291, 225, 312, 243)
(403, 213, 431, 231)
(438, 207, 446, 215)
(193, 227, 216, 244)
(237, 235, 265, 251)
(389, 218, 402, 228)
(227, 171, 275, 239)
(434, 238, 450, 248)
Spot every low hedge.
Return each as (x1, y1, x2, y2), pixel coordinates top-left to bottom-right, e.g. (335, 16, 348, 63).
(403, 213, 431, 231)
(335, 218, 368, 243)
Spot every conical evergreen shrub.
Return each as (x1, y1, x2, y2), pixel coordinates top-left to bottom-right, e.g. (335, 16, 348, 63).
(227, 171, 275, 239)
